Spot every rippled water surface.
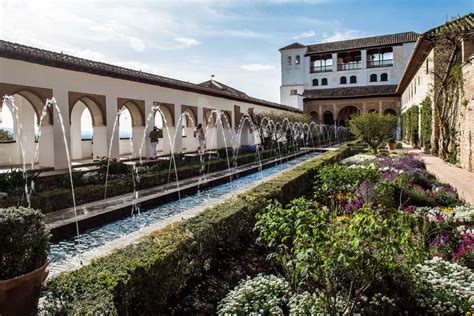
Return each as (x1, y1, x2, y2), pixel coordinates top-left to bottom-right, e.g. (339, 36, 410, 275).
(50, 152, 320, 264)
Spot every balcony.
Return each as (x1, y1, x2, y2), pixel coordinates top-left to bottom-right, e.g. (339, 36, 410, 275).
(337, 62, 361, 71)
(310, 65, 333, 73)
(367, 59, 394, 68)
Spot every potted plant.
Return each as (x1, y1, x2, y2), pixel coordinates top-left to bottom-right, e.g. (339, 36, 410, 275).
(0, 207, 50, 316)
(387, 138, 396, 150)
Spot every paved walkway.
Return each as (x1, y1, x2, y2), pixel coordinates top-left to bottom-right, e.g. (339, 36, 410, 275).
(407, 148, 474, 206)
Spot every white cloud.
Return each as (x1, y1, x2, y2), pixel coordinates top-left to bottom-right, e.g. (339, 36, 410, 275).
(293, 30, 316, 39)
(321, 30, 362, 43)
(174, 37, 200, 47)
(240, 64, 276, 71)
(129, 37, 146, 52)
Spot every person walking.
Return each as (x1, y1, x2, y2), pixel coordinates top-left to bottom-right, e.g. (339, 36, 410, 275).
(149, 126, 160, 160)
(194, 123, 205, 154)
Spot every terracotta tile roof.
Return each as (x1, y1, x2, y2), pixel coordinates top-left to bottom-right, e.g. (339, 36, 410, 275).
(0, 39, 301, 113)
(306, 32, 419, 55)
(279, 42, 307, 51)
(303, 85, 398, 99)
(199, 80, 248, 98)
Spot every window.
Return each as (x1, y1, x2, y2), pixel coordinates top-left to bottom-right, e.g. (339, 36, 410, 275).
(340, 76, 347, 84)
(310, 54, 333, 73)
(370, 74, 378, 82)
(380, 73, 388, 82)
(295, 55, 301, 65)
(337, 51, 361, 71)
(321, 78, 328, 85)
(367, 47, 394, 68)
(312, 79, 319, 86)
(350, 75, 357, 84)
(287, 56, 292, 65)
(290, 89, 298, 95)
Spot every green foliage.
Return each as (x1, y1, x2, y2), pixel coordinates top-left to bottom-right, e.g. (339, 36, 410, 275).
(42, 143, 358, 314)
(0, 128, 13, 141)
(313, 163, 378, 208)
(0, 168, 40, 205)
(401, 106, 420, 147)
(255, 200, 425, 314)
(349, 112, 397, 153)
(420, 98, 432, 152)
(0, 207, 49, 279)
(96, 156, 129, 178)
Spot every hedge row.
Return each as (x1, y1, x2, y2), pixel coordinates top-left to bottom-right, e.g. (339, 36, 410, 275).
(43, 143, 358, 315)
(0, 149, 292, 214)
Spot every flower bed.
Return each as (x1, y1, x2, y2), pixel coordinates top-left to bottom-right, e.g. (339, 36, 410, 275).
(41, 143, 357, 314)
(218, 152, 474, 315)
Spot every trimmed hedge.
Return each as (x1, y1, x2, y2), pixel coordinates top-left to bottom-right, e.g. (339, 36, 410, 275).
(43, 143, 357, 315)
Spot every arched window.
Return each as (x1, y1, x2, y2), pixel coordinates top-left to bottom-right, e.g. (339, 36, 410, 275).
(321, 78, 328, 86)
(381, 73, 388, 81)
(0, 103, 14, 142)
(340, 76, 347, 84)
(287, 56, 292, 65)
(295, 55, 301, 65)
(312, 79, 319, 86)
(350, 75, 357, 84)
(370, 74, 377, 82)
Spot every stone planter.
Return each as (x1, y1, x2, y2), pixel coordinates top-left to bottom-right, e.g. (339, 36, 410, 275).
(0, 262, 49, 316)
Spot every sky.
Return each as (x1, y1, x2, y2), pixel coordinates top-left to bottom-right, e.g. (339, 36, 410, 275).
(0, 0, 471, 109)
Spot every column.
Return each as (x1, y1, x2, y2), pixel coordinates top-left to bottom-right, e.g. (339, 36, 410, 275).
(361, 49, 367, 69)
(173, 104, 183, 153)
(51, 90, 71, 170)
(332, 53, 338, 72)
(105, 95, 119, 159)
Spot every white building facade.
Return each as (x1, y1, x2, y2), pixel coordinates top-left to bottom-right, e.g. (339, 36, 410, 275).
(279, 32, 418, 122)
(0, 40, 299, 169)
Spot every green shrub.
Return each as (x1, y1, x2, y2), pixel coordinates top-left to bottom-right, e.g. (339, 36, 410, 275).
(42, 144, 358, 314)
(0, 207, 49, 279)
(349, 112, 397, 153)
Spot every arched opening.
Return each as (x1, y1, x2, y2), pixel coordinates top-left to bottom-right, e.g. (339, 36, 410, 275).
(0, 94, 46, 167)
(203, 109, 232, 150)
(370, 74, 378, 82)
(287, 56, 292, 65)
(70, 101, 94, 160)
(350, 75, 357, 84)
(340, 76, 347, 84)
(321, 78, 328, 86)
(181, 108, 198, 152)
(384, 108, 397, 116)
(118, 106, 133, 158)
(323, 111, 334, 126)
(0, 103, 14, 142)
(152, 104, 174, 155)
(312, 79, 319, 86)
(309, 111, 319, 123)
(381, 73, 388, 82)
(295, 55, 301, 65)
(69, 96, 107, 161)
(337, 106, 360, 127)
